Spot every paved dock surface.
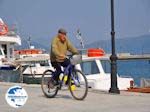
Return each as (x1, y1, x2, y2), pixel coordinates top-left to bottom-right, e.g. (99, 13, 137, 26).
(0, 82, 150, 112)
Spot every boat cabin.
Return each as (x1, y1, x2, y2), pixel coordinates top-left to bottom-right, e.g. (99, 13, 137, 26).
(75, 49, 134, 90)
(0, 18, 21, 64)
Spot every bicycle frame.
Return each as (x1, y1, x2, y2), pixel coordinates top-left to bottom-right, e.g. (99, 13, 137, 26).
(58, 63, 79, 88)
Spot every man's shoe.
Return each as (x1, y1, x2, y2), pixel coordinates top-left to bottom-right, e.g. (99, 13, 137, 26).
(48, 78, 60, 89)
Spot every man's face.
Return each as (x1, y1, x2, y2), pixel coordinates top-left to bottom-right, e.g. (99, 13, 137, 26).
(58, 33, 66, 43)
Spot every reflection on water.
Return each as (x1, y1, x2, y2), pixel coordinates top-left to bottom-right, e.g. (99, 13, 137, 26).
(101, 60, 150, 86)
(118, 60, 150, 86)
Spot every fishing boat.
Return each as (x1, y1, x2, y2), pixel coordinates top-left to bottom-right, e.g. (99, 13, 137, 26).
(75, 31, 133, 90)
(0, 18, 22, 82)
(74, 48, 134, 91)
(14, 46, 54, 84)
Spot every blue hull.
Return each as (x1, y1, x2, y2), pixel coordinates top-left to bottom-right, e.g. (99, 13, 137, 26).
(0, 66, 20, 82)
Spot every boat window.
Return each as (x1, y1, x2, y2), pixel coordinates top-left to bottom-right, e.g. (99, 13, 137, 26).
(9, 48, 13, 58)
(80, 61, 99, 75)
(101, 60, 111, 73)
(2, 44, 7, 56)
(29, 63, 36, 67)
(0, 49, 2, 55)
(39, 60, 49, 66)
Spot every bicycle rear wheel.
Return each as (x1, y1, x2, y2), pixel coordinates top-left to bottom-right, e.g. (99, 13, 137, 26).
(41, 70, 59, 98)
(69, 69, 88, 100)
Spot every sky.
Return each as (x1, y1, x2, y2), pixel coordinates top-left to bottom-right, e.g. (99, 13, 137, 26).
(0, 0, 150, 46)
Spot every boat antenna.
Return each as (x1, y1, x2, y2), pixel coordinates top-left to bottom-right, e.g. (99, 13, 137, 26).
(27, 36, 31, 49)
(76, 29, 85, 49)
(12, 21, 19, 34)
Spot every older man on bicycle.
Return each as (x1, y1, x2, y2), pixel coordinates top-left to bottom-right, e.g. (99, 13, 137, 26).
(50, 28, 79, 87)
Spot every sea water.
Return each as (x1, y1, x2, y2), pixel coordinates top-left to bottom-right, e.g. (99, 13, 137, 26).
(117, 60, 150, 86)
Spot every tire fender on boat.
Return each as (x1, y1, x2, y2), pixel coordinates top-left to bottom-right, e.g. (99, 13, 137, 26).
(87, 48, 105, 57)
(0, 22, 8, 35)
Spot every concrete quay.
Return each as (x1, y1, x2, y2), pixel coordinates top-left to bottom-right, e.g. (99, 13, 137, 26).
(0, 82, 150, 112)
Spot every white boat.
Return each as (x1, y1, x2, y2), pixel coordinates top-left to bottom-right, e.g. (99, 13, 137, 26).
(0, 18, 22, 82)
(0, 19, 50, 83)
(75, 30, 133, 90)
(14, 48, 54, 83)
(75, 53, 133, 91)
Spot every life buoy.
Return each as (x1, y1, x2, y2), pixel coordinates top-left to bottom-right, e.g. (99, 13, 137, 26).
(87, 48, 105, 57)
(0, 22, 8, 35)
(16, 49, 43, 55)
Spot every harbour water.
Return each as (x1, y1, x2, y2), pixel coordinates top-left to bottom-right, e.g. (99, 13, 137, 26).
(101, 59, 150, 86)
(117, 60, 150, 86)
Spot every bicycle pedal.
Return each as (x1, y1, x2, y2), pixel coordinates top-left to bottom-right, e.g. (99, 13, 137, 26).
(57, 85, 61, 90)
(48, 90, 50, 93)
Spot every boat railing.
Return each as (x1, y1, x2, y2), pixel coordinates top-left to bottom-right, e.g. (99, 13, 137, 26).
(6, 31, 17, 37)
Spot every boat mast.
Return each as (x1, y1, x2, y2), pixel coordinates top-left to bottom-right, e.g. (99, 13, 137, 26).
(76, 29, 85, 49)
(27, 36, 31, 49)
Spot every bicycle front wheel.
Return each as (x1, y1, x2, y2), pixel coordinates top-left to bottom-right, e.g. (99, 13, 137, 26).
(69, 69, 88, 100)
(41, 70, 59, 98)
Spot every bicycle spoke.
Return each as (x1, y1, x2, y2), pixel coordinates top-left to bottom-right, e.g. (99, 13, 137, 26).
(69, 69, 88, 100)
(41, 70, 59, 98)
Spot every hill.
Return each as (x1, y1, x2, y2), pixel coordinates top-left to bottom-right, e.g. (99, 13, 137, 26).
(85, 34, 150, 54)
(16, 38, 49, 52)
(16, 34, 150, 54)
